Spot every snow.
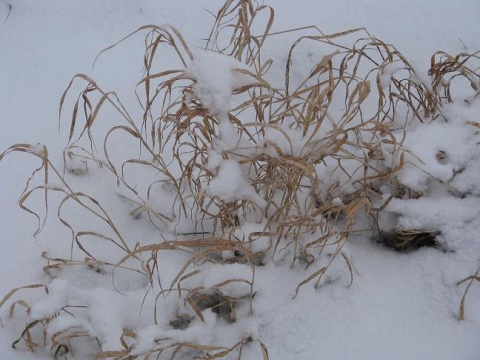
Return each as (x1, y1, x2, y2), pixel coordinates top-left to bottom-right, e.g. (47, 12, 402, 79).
(379, 61, 404, 90)
(185, 51, 252, 117)
(390, 115, 476, 191)
(234, 222, 271, 253)
(2, 1, 480, 360)
(23, 143, 48, 159)
(202, 263, 253, 298)
(207, 159, 266, 206)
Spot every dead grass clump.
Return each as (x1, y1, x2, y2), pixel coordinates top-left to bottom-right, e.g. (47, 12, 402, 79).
(2, 0, 480, 358)
(429, 51, 480, 105)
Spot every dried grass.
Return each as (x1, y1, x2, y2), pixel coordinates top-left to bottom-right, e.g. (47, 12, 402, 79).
(457, 270, 480, 321)
(1, 0, 479, 358)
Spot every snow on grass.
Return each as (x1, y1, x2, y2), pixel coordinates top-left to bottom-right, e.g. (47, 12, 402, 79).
(185, 51, 252, 117)
(1, 1, 480, 360)
(379, 60, 404, 90)
(207, 159, 266, 207)
(234, 222, 271, 253)
(388, 114, 476, 192)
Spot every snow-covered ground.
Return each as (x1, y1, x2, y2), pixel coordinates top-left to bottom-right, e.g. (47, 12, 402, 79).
(1, 1, 480, 359)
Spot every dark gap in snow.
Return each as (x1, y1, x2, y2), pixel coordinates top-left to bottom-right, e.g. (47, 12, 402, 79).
(378, 229, 442, 252)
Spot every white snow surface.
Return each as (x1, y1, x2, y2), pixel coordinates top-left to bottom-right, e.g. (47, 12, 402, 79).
(2, 1, 480, 360)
